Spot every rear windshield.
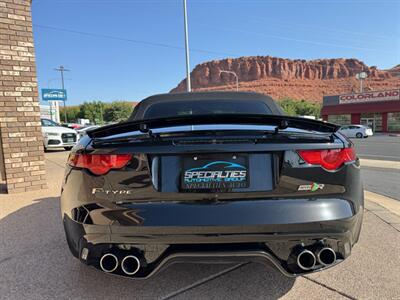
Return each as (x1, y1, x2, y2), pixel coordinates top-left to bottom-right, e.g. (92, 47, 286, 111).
(143, 100, 271, 119)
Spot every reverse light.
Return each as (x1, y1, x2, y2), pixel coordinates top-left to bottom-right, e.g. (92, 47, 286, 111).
(297, 148, 356, 171)
(68, 153, 132, 175)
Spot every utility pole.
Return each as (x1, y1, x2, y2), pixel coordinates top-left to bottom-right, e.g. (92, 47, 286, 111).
(220, 70, 239, 91)
(54, 66, 70, 123)
(183, 0, 191, 92)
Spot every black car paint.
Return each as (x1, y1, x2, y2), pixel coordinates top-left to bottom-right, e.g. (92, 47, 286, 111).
(61, 92, 363, 278)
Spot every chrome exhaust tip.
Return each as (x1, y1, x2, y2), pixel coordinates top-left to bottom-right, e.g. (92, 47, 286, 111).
(317, 247, 336, 266)
(99, 253, 118, 273)
(297, 249, 316, 270)
(121, 255, 141, 276)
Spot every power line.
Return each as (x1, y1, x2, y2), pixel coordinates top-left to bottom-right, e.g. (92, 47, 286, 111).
(248, 16, 394, 41)
(33, 24, 239, 57)
(200, 24, 396, 53)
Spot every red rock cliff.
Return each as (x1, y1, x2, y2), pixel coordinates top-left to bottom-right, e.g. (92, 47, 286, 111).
(171, 56, 399, 101)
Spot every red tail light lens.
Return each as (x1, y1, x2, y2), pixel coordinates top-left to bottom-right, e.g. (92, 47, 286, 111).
(68, 153, 132, 175)
(297, 148, 356, 171)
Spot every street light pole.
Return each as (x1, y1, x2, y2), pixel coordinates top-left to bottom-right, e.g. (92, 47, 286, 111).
(54, 66, 70, 123)
(356, 72, 367, 93)
(183, 0, 191, 92)
(220, 70, 239, 91)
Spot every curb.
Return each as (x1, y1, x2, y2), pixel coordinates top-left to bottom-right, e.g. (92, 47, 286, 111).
(364, 191, 400, 232)
(364, 190, 400, 216)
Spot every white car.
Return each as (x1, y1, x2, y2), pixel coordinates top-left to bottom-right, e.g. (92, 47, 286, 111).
(76, 125, 100, 140)
(338, 124, 373, 138)
(41, 118, 78, 151)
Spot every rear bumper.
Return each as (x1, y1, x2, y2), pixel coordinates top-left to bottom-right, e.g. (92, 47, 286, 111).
(62, 197, 363, 278)
(67, 197, 359, 242)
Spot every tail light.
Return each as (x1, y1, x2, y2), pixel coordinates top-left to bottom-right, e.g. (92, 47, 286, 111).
(68, 153, 132, 175)
(297, 148, 356, 171)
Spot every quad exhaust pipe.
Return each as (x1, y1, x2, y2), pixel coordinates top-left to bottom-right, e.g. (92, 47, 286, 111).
(316, 247, 336, 266)
(99, 246, 335, 275)
(121, 255, 141, 275)
(99, 253, 141, 275)
(99, 253, 119, 273)
(295, 246, 336, 271)
(296, 249, 316, 270)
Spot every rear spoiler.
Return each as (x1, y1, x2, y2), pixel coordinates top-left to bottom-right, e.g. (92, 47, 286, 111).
(87, 114, 340, 139)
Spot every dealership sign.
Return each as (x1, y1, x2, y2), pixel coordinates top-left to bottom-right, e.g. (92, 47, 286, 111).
(339, 89, 400, 104)
(41, 89, 67, 101)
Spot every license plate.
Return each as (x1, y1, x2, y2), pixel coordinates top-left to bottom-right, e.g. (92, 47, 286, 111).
(182, 155, 249, 191)
(67, 138, 74, 143)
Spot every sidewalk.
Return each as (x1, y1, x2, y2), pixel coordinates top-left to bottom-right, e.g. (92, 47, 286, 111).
(0, 152, 64, 219)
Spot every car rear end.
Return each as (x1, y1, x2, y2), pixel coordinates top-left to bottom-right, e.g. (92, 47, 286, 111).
(60, 92, 363, 278)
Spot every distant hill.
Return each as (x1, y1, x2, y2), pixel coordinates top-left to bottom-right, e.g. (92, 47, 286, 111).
(171, 56, 399, 101)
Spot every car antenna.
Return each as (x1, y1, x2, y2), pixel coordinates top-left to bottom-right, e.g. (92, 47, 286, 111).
(274, 119, 289, 134)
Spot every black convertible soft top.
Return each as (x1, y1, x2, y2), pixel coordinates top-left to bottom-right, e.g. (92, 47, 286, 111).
(88, 92, 338, 138)
(128, 91, 285, 121)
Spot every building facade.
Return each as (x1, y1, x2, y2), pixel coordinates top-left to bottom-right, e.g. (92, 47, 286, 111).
(321, 89, 400, 133)
(0, 0, 47, 193)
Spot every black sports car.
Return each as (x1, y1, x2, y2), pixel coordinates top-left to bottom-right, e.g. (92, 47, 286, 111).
(61, 92, 363, 278)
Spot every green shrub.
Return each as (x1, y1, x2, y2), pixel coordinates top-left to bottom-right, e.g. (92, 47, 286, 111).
(279, 98, 321, 117)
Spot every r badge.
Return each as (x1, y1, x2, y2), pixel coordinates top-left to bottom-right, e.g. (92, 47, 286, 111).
(298, 182, 324, 192)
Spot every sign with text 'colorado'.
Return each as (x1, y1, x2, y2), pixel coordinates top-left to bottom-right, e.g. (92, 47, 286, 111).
(41, 89, 67, 101)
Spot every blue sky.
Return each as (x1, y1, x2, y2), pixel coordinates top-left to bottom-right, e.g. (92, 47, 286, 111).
(32, 0, 400, 105)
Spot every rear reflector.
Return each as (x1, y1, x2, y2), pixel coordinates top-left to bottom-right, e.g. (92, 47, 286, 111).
(297, 148, 356, 170)
(68, 153, 132, 175)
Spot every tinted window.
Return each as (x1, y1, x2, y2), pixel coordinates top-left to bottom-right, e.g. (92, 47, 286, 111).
(144, 100, 271, 119)
(41, 119, 59, 127)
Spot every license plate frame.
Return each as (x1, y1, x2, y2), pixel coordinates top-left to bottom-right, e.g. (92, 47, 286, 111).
(181, 154, 249, 191)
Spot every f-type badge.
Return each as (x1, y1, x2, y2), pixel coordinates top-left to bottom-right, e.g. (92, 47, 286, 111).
(92, 188, 133, 195)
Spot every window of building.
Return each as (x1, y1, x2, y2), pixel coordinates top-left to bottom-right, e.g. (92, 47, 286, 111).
(327, 114, 351, 125)
(388, 112, 400, 132)
(360, 113, 382, 132)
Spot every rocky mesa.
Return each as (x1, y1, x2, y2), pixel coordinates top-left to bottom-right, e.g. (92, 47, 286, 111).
(171, 56, 399, 102)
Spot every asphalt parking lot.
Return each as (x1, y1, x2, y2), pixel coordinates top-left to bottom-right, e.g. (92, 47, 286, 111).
(352, 135, 400, 161)
(352, 135, 400, 200)
(1, 142, 400, 300)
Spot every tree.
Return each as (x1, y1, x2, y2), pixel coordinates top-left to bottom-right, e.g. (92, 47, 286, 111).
(59, 105, 81, 122)
(79, 101, 106, 124)
(104, 101, 133, 123)
(279, 98, 321, 117)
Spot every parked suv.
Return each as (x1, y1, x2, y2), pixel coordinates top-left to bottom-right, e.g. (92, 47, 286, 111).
(338, 124, 373, 138)
(41, 118, 78, 151)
